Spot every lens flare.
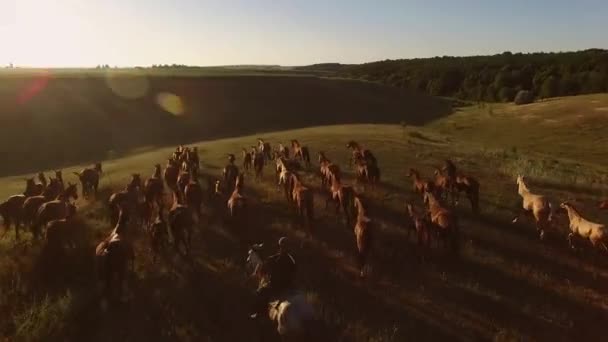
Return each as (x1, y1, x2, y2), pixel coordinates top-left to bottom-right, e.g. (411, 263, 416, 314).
(156, 92, 184, 116)
(105, 71, 149, 99)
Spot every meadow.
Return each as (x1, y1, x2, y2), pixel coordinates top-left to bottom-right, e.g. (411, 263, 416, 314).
(1, 89, 608, 341)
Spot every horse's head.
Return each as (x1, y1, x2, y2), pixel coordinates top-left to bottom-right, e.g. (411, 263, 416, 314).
(66, 202, 77, 219)
(246, 243, 264, 276)
(227, 154, 235, 163)
(516, 174, 524, 186)
(94, 162, 103, 174)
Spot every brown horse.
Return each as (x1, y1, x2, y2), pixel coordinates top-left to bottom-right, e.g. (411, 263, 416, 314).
(326, 173, 355, 226)
(185, 179, 204, 222)
(291, 140, 311, 168)
(25, 178, 43, 197)
(33, 183, 79, 239)
(242, 148, 253, 173)
(95, 212, 133, 299)
(144, 164, 164, 207)
(148, 203, 168, 262)
(253, 150, 265, 181)
(278, 143, 290, 159)
(73, 163, 102, 199)
(278, 160, 295, 203)
(347, 141, 377, 168)
(441, 160, 458, 205)
(354, 160, 380, 191)
(513, 175, 553, 240)
(423, 191, 459, 253)
(407, 168, 435, 196)
(227, 177, 247, 220)
(353, 195, 373, 278)
(169, 190, 193, 255)
(22, 178, 63, 229)
(318, 152, 341, 190)
(108, 175, 141, 227)
(1, 195, 26, 240)
(223, 154, 240, 194)
(406, 202, 431, 249)
(455, 174, 480, 214)
(37, 172, 48, 188)
(164, 159, 180, 191)
(45, 203, 78, 253)
(55, 170, 65, 191)
(291, 173, 314, 236)
(257, 138, 273, 161)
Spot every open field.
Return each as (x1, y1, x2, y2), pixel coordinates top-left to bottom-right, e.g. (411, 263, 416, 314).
(0, 73, 450, 175)
(2, 94, 608, 341)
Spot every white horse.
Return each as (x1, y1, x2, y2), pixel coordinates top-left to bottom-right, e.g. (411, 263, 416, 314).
(246, 245, 316, 340)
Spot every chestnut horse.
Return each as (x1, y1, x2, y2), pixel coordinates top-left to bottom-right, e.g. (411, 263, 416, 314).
(353, 195, 373, 278)
(33, 183, 79, 239)
(291, 140, 311, 168)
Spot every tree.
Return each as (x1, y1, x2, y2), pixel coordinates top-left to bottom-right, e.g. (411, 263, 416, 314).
(514, 90, 534, 105)
(539, 76, 559, 99)
(498, 87, 516, 102)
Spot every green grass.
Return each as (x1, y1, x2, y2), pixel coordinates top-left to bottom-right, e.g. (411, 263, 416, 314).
(2, 94, 608, 341)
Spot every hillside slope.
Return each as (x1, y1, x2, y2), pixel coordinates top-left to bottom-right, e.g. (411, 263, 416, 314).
(0, 74, 450, 175)
(2, 95, 608, 341)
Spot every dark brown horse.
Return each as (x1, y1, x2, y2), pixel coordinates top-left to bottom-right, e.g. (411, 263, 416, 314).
(33, 183, 79, 239)
(148, 203, 168, 262)
(257, 138, 273, 161)
(169, 190, 193, 256)
(108, 175, 141, 227)
(164, 159, 180, 191)
(45, 203, 78, 253)
(185, 179, 204, 222)
(74, 163, 102, 199)
(95, 212, 133, 299)
(223, 154, 239, 194)
(455, 174, 480, 214)
(253, 150, 265, 181)
(347, 141, 377, 168)
(144, 164, 164, 208)
(242, 148, 253, 173)
(22, 178, 63, 229)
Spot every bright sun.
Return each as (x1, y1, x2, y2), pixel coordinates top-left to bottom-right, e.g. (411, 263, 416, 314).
(7, 0, 92, 66)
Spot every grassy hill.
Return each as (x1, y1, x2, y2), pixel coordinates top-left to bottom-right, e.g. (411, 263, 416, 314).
(0, 73, 450, 176)
(2, 94, 608, 341)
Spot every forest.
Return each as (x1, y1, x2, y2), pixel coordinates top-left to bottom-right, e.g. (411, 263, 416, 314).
(336, 49, 608, 102)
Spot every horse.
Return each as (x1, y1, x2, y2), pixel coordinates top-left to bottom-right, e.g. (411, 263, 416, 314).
(242, 148, 253, 173)
(326, 173, 355, 226)
(73, 163, 102, 199)
(291, 174, 314, 237)
(1, 195, 26, 240)
(257, 138, 273, 161)
(291, 140, 311, 169)
(37, 172, 48, 189)
(278, 143, 290, 159)
(164, 159, 180, 191)
(148, 203, 169, 262)
(560, 202, 608, 252)
(353, 195, 373, 278)
(185, 179, 204, 222)
(144, 164, 164, 208)
(55, 170, 65, 191)
(253, 149, 265, 182)
(278, 161, 295, 203)
(354, 160, 380, 191)
(441, 160, 458, 206)
(406, 202, 432, 251)
(25, 178, 43, 197)
(513, 175, 553, 240)
(246, 246, 316, 340)
(227, 177, 247, 221)
(423, 191, 459, 253)
(169, 190, 193, 256)
(108, 175, 142, 227)
(318, 152, 341, 190)
(33, 183, 79, 239)
(95, 212, 134, 300)
(455, 174, 480, 214)
(45, 203, 78, 254)
(223, 154, 240, 194)
(407, 168, 435, 196)
(22, 178, 63, 229)
(347, 141, 377, 168)
(177, 171, 191, 201)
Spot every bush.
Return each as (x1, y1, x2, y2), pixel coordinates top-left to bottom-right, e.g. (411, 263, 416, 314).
(514, 90, 534, 105)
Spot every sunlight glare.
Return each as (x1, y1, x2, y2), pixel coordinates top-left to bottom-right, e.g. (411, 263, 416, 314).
(105, 71, 149, 99)
(156, 92, 185, 116)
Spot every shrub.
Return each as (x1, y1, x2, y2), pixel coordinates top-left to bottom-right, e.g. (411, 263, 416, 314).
(514, 90, 534, 105)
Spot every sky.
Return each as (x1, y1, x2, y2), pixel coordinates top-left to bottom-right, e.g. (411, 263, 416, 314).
(0, 0, 606, 67)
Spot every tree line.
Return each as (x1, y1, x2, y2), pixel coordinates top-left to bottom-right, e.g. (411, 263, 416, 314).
(337, 49, 608, 102)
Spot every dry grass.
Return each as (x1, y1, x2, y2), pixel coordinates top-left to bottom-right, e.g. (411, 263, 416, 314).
(2, 94, 608, 341)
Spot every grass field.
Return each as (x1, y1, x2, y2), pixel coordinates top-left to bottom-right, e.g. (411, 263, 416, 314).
(0, 73, 449, 176)
(2, 94, 608, 341)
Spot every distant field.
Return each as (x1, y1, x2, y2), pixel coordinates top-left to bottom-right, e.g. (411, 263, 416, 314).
(0, 73, 450, 175)
(2, 95, 608, 341)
